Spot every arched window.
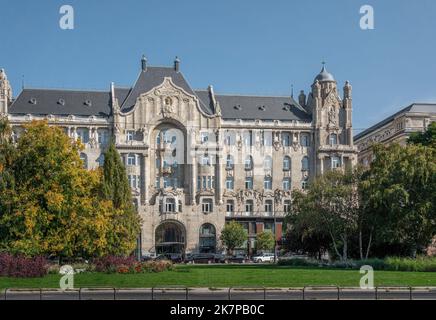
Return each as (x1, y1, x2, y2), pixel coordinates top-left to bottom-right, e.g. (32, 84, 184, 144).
(245, 155, 253, 170)
(301, 133, 310, 147)
(282, 132, 291, 146)
(283, 156, 291, 171)
(79, 153, 88, 169)
(329, 133, 338, 145)
(302, 156, 309, 171)
(264, 156, 272, 170)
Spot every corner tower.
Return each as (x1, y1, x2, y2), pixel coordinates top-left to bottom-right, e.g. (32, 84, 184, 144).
(0, 69, 12, 115)
(308, 63, 357, 174)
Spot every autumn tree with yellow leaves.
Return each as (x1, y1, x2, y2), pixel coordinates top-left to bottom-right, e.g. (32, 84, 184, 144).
(0, 119, 140, 259)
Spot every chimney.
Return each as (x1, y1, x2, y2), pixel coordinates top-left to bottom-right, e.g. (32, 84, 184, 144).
(141, 55, 147, 72)
(174, 56, 180, 72)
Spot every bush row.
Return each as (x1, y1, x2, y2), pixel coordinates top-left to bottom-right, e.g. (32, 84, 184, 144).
(0, 253, 48, 277)
(93, 255, 174, 274)
(277, 256, 436, 272)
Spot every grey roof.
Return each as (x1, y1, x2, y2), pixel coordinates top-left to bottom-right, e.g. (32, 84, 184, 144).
(202, 93, 311, 121)
(354, 103, 436, 141)
(314, 66, 335, 82)
(9, 88, 113, 117)
(121, 67, 213, 115)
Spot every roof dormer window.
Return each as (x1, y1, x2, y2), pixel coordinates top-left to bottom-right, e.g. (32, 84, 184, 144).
(58, 99, 65, 106)
(29, 98, 37, 105)
(234, 105, 242, 110)
(258, 105, 266, 111)
(84, 100, 92, 107)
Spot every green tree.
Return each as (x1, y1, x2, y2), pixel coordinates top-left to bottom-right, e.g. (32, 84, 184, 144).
(220, 221, 247, 255)
(288, 169, 362, 261)
(408, 122, 436, 147)
(100, 141, 141, 256)
(255, 231, 275, 253)
(361, 143, 436, 257)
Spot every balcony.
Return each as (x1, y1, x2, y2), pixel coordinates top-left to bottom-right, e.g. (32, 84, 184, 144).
(225, 211, 286, 219)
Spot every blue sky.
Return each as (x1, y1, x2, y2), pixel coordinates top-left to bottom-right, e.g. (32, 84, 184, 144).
(1, 0, 436, 133)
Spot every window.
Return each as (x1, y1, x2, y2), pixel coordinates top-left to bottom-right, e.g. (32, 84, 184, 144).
(302, 156, 309, 171)
(264, 176, 272, 190)
(264, 156, 272, 170)
(284, 200, 292, 213)
(329, 133, 338, 145)
(155, 177, 161, 188)
(202, 199, 213, 213)
(283, 156, 291, 171)
(225, 176, 234, 190)
(165, 198, 176, 213)
(97, 129, 109, 145)
(302, 178, 309, 190)
(226, 200, 234, 215)
(331, 156, 341, 169)
(79, 153, 88, 169)
(226, 155, 234, 169)
(243, 131, 253, 146)
(201, 154, 211, 166)
(126, 130, 135, 142)
(283, 178, 291, 191)
(97, 154, 105, 167)
(282, 132, 291, 146)
(245, 176, 253, 190)
(76, 128, 89, 143)
(245, 156, 253, 170)
(128, 175, 140, 189)
(127, 154, 137, 166)
(163, 176, 171, 188)
(264, 200, 273, 216)
(245, 200, 253, 215)
(262, 131, 273, 146)
(301, 133, 310, 147)
(200, 132, 209, 144)
(224, 131, 235, 146)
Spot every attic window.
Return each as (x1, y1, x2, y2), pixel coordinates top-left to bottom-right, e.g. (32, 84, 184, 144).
(29, 98, 37, 105)
(258, 106, 266, 111)
(283, 105, 291, 111)
(234, 105, 242, 110)
(58, 99, 65, 106)
(84, 100, 92, 107)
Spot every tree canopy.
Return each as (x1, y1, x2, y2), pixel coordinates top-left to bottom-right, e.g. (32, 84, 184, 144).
(0, 120, 140, 258)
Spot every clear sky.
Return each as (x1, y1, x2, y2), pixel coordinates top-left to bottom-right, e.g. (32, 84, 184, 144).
(1, 0, 436, 134)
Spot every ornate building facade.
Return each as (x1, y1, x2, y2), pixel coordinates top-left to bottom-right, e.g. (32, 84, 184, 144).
(355, 103, 436, 166)
(0, 58, 358, 256)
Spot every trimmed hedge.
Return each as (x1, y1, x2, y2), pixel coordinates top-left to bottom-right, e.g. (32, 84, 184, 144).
(278, 256, 436, 272)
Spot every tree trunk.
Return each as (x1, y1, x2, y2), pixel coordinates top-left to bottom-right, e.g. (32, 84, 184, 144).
(342, 235, 348, 262)
(329, 231, 342, 261)
(365, 231, 373, 259)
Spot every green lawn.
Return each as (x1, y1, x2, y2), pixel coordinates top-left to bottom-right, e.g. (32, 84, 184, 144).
(2, 265, 436, 290)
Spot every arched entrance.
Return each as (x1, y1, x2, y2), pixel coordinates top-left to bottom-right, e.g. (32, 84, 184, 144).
(199, 223, 216, 253)
(155, 221, 186, 254)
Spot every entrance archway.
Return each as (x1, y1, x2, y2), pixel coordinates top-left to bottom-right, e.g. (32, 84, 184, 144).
(155, 221, 186, 254)
(199, 223, 216, 253)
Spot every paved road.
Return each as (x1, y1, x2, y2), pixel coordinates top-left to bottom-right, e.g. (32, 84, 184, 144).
(2, 287, 436, 300)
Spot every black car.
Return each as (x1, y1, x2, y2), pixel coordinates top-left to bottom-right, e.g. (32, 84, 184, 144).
(186, 253, 216, 264)
(225, 255, 247, 264)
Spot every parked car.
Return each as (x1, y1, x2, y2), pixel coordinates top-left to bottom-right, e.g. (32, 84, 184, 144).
(252, 253, 275, 263)
(186, 253, 216, 264)
(225, 255, 247, 264)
